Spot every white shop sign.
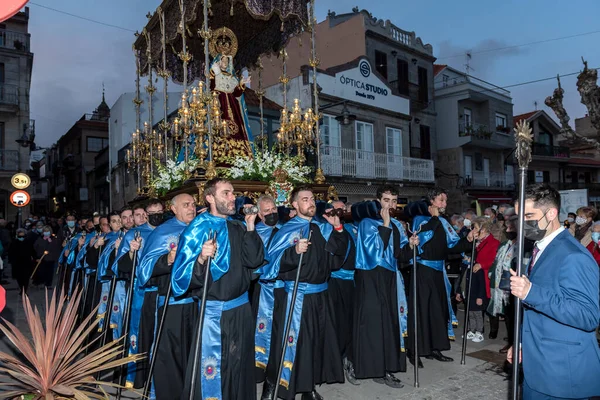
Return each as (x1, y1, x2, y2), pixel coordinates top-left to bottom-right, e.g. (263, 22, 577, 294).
(317, 59, 410, 115)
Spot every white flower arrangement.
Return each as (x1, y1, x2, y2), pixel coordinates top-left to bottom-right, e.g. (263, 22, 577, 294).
(226, 150, 312, 184)
(152, 158, 200, 195)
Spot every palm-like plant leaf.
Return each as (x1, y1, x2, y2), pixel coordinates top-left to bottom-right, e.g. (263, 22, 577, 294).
(0, 287, 144, 399)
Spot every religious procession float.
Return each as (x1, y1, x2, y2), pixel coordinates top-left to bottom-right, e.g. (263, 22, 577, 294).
(127, 0, 338, 208)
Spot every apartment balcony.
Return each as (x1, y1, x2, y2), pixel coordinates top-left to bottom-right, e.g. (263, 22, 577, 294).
(0, 84, 19, 109)
(0, 29, 31, 52)
(458, 122, 514, 149)
(556, 182, 600, 191)
(321, 145, 435, 183)
(0, 149, 19, 171)
(532, 143, 570, 159)
(464, 171, 514, 189)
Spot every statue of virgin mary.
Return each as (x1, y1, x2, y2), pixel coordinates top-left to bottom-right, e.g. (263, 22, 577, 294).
(209, 28, 254, 165)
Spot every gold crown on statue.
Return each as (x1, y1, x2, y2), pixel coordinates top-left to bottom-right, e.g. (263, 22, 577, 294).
(209, 27, 238, 58)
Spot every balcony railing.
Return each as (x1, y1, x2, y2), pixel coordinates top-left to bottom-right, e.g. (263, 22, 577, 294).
(321, 145, 435, 182)
(532, 143, 570, 158)
(434, 74, 510, 97)
(556, 182, 600, 191)
(459, 122, 491, 139)
(464, 171, 513, 188)
(0, 29, 31, 52)
(0, 84, 19, 106)
(0, 149, 19, 171)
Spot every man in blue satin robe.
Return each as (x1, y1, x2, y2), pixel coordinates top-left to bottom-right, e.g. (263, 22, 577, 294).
(261, 186, 348, 400)
(407, 188, 475, 366)
(172, 178, 265, 400)
(352, 187, 419, 388)
(135, 193, 196, 398)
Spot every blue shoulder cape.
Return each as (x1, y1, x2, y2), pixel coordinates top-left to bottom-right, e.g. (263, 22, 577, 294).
(258, 216, 333, 281)
(110, 223, 154, 275)
(97, 231, 122, 278)
(412, 215, 461, 250)
(171, 213, 231, 297)
(356, 218, 408, 271)
(137, 217, 188, 287)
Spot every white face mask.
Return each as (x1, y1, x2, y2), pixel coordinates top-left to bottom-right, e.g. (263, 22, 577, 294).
(463, 218, 472, 228)
(575, 216, 588, 226)
(567, 217, 574, 223)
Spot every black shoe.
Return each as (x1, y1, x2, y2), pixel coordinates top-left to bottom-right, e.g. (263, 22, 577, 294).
(343, 358, 360, 385)
(489, 331, 498, 340)
(425, 350, 454, 362)
(408, 355, 423, 368)
(373, 372, 404, 389)
(260, 379, 275, 400)
(301, 389, 324, 400)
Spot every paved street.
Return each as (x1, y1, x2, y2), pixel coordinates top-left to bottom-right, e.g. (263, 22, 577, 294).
(1, 263, 514, 399)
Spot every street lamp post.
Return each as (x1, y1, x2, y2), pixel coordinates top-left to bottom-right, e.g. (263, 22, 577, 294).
(15, 124, 33, 229)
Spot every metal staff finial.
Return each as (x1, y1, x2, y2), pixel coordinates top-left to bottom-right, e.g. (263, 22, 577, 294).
(514, 120, 533, 168)
(511, 118, 533, 400)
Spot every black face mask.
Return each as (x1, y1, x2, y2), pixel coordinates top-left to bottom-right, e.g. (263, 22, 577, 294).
(263, 213, 279, 227)
(94, 224, 101, 232)
(148, 213, 165, 227)
(505, 231, 517, 241)
(522, 211, 550, 241)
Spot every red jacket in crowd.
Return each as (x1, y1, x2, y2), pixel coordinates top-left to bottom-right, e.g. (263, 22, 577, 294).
(476, 233, 500, 298)
(585, 241, 600, 266)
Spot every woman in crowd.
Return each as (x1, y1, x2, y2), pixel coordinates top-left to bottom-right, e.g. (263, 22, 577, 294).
(8, 228, 35, 295)
(569, 206, 596, 248)
(588, 221, 600, 266)
(487, 209, 517, 353)
(33, 225, 62, 288)
(456, 217, 500, 342)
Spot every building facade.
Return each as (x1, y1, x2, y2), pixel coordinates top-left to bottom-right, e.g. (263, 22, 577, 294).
(434, 65, 515, 213)
(0, 8, 34, 221)
(48, 97, 109, 216)
(255, 8, 437, 204)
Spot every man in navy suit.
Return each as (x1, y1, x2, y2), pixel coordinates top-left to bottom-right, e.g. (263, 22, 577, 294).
(510, 183, 600, 399)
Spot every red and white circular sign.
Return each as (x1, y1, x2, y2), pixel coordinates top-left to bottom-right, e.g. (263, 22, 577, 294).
(0, 1, 29, 23)
(10, 189, 30, 207)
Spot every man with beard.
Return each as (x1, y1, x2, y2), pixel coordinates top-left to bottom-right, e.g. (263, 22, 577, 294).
(120, 207, 135, 231)
(171, 178, 265, 400)
(134, 193, 196, 397)
(352, 187, 419, 388)
(261, 186, 348, 400)
(408, 187, 475, 366)
(111, 199, 164, 387)
(253, 194, 284, 383)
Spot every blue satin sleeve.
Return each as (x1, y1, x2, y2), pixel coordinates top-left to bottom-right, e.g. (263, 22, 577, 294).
(355, 218, 383, 271)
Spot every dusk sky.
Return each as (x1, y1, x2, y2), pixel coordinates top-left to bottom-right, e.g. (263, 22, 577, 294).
(27, 0, 600, 147)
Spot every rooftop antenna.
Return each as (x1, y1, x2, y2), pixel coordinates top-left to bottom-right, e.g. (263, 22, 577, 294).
(465, 51, 475, 75)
